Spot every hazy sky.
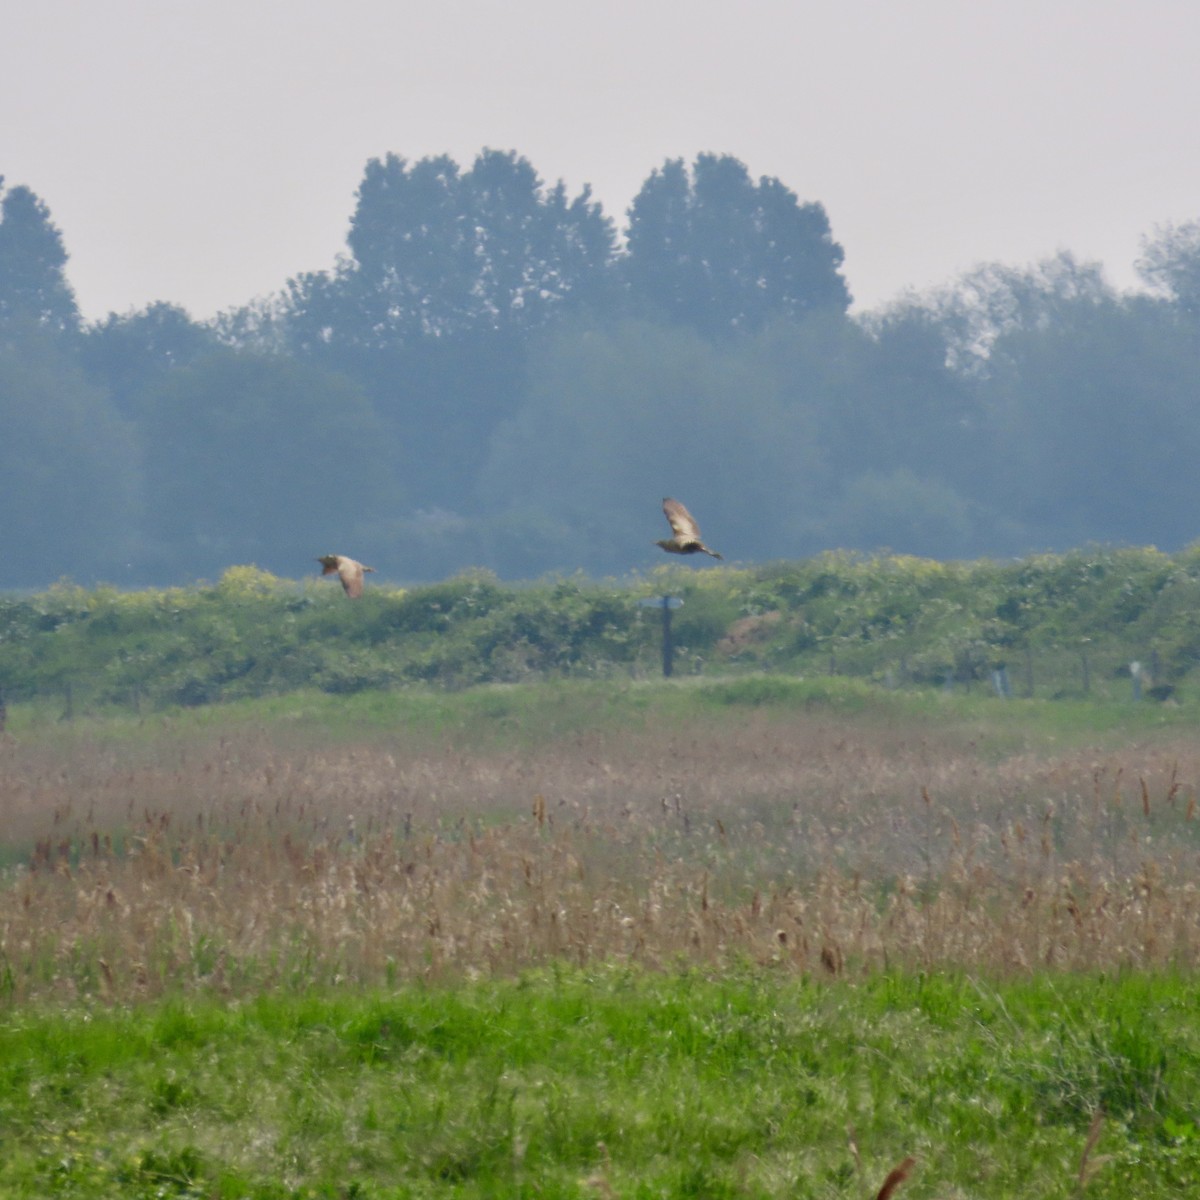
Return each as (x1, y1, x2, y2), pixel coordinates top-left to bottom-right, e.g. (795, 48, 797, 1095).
(4, 0, 1198, 322)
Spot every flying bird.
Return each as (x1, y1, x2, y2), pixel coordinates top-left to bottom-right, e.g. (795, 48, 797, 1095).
(316, 554, 375, 599)
(656, 497, 723, 559)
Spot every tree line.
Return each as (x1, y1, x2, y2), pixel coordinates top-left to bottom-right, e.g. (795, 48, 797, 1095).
(2, 152, 1200, 590)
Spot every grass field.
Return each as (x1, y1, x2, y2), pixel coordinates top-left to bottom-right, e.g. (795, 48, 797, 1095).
(3, 679, 1200, 1195)
(3, 969, 1199, 1199)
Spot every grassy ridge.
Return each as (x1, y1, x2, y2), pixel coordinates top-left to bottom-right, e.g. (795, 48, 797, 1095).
(3, 969, 1198, 1198)
(6, 544, 1200, 710)
(4, 668, 1196, 737)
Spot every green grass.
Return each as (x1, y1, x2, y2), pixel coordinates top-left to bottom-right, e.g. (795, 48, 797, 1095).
(8, 671, 1197, 764)
(2, 968, 1198, 1198)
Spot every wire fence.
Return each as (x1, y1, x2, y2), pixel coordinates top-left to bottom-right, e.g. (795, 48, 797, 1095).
(827, 643, 1178, 703)
(7, 637, 1186, 720)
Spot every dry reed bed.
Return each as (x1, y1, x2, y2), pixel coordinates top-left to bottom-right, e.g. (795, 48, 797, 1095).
(2, 713, 1199, 1002)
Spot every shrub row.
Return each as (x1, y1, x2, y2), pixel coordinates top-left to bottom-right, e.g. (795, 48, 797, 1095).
(4, 546, 1200, 709)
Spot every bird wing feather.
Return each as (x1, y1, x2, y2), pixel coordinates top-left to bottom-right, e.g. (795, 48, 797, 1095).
(317, 554, 367, 597)
(662, 497, 702, 543)
(338, 558, 365, 598)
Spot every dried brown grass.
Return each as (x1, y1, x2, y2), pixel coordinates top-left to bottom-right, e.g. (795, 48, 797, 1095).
(2, 710, 1199, 1003)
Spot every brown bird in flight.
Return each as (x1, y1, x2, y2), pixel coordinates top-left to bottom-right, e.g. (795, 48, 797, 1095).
(316, 554, 375, 599)
(656, 497, 723, 559)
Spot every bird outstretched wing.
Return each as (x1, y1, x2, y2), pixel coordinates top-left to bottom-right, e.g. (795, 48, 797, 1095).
(662, 497, 702, 542)
(316, 554, 371, 599)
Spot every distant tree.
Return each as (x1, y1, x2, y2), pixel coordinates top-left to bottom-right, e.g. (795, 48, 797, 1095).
(983, 290, 1200, 549)
(850, 256, 1147, 555)
(283, 149, 616, 356)
(0, 179, 80, 338)
(752, 309, 999, 558)
(210, 292, 288, 354)
(1136, 220, 1200, 315)
(265, 150, 617, 512)
(467, 149, 617, 330)
(80, 302, 218, 417)
(136, 350, 402, 580)
(476, 319, 826, 575)
(924, 252, 1112, 374)
(818, 468, 977, 559)
(819, 253, 1200, 557)
(623, 154, 851, 337)
(849, 304, 980, 484)
(0, 333, 138, 586)
(328, 152, 478, 349)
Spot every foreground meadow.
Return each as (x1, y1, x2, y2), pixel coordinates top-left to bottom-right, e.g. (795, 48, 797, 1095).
(2, 679, 1200, 1195)
(3, 969, 1198, 1198)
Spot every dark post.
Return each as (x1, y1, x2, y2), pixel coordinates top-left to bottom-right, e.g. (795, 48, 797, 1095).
(639, 596, 683, 679)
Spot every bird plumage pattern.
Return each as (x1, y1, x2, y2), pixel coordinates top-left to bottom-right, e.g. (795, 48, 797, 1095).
(656, 497, 723, 559)
(316, 554, 375, 599)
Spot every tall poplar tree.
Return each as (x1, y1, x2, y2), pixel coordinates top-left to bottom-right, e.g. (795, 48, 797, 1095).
(0, 179, 80, 338)
(623, 154, 851, 337)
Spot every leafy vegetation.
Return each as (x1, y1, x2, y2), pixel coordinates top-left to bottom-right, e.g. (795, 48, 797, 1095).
(4, 546, 1200, 711)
